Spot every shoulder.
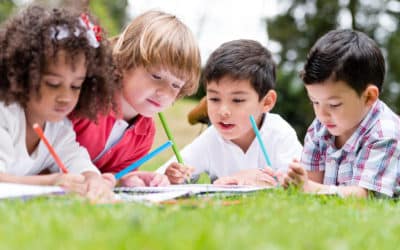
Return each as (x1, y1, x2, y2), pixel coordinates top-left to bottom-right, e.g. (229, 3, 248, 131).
(369, 101, 400, 139)
(262, 113, 298, 135)
(0, 102, 24, 129)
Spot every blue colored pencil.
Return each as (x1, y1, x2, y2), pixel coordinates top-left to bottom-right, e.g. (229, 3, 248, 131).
(249, 115, 272, 167)
(115, 141, 173, 180)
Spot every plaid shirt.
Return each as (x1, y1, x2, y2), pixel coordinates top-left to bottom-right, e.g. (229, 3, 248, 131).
(302, 100, 400, 197)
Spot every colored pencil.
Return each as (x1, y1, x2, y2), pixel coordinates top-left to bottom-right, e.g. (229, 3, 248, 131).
(158, 112, 184, 163)
(115, 140, 173, 180)
(249, 115, 272, 166)
(33, 123, 69, 173)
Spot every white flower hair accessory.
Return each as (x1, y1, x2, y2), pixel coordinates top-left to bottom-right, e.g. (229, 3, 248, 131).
(50, 13, 101, 48)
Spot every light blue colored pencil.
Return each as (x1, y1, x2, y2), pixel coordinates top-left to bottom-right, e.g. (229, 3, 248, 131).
(249, 115, 272, 167)
(115, 141, 173, 180)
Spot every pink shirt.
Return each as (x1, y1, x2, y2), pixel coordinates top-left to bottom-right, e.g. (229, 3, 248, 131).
(71, 113, 155, 173)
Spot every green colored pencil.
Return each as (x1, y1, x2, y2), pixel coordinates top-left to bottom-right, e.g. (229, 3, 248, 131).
(158, 112, 184, 163)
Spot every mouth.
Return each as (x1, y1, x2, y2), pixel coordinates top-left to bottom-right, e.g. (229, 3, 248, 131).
(218, 122, 235, 130)
(54, 106, 71, 113)
(325, 123, 336, 129)
(147, 99, 161, 108)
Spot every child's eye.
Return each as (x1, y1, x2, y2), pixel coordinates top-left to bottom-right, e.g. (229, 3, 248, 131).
(151, 74, 161, 80)
(233, 98, 245, 103)
(45, 81, 60, 88)
(208, 97, 220, 102)
(329, 103, 342, 108)
(71, 85, 82, 91)
(171, 83, 182, 90)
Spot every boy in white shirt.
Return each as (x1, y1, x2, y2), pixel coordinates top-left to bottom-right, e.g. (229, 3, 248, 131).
(158, 39, 302, 185)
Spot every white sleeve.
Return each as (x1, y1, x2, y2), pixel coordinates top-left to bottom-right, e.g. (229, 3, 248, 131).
(157, 127, 214, 182)
(0, 106, 17, 172)
(271, 125, 303, 172)
(50, 120, 100, 175)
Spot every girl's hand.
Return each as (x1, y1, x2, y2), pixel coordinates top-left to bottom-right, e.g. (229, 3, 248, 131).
(83, 172, 116, 203)
(52, 173, 87, 196)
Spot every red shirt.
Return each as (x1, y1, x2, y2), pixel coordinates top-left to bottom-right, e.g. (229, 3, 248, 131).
(71, 114, 155, 173)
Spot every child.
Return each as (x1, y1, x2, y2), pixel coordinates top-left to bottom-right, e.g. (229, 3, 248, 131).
(72, 10, 201, 187)
(0, 5, 117, 201)
(283, 29, 400, 198)
(158, 39, 303, 185)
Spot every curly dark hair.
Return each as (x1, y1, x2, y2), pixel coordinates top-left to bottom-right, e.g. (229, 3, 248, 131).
(0, 5, 120, 121)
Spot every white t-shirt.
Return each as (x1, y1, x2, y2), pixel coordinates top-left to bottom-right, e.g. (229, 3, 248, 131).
(158, 113, 303, 182)
(0, 102, 99, 175)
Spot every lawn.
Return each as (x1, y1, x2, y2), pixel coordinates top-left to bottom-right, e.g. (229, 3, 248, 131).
(1, 99, 400, 250)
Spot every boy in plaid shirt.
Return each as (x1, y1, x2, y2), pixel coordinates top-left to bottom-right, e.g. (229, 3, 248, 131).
(283, 29, 400, 198)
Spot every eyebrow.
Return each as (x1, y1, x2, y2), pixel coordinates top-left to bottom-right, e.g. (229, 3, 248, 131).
(307, 94, 342, 100)
(207, 89, 250, 95)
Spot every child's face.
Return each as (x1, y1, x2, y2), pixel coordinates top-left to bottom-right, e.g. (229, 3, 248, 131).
(305, 79, 373, 145)
(26, 50, 87, 126)
(121, 66, 185, 119)
(207, 76, 274, 149)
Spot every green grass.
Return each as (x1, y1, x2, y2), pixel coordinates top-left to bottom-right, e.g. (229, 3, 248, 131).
(2, 99, 400, 250)
(1, 191, 400, 250)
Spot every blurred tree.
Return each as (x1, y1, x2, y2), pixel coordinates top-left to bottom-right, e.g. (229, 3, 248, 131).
(0, 0, 15, 23)
(0, 0, 128, 36)
(267, 0, 400, 140)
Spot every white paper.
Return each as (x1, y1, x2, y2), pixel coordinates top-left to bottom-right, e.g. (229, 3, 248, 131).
(115, 184, 272, 194)
(0, 183, 64, 199)
(115, 190, 191, 203)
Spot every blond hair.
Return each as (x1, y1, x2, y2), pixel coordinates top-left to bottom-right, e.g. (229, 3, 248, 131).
(113, 10, 201, 97)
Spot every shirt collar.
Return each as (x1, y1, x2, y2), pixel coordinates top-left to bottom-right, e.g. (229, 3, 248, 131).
(318, 100, 381, 152)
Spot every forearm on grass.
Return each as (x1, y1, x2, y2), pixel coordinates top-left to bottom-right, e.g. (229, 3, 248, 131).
(303, 180, 369, 198)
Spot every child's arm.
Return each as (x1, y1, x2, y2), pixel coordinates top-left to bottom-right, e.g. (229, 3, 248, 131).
(283, 161, 369, 198)
(0, 172, 87, 195)
(214, 168, 279, 187)
(119, 171, 170, 187)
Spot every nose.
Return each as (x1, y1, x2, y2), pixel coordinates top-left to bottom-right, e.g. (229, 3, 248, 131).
(315, 105, 330, 120)
(155, 84, 174, 98)
(218, 104, 231, 118)
(55, 87, 74, 104)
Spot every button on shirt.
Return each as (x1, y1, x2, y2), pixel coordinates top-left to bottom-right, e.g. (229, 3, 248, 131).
(302, 100, 400, 197)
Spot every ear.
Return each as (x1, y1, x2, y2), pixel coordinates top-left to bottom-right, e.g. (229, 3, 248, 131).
(363, 85, 379, 107)
(261, 90, 277, 112)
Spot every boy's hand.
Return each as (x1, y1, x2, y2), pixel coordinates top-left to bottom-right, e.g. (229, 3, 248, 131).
(214, 168, 278, 187)
(52, 173, 87, 196)
(283, 160, 309, 190)
(119, 171, 170, 187)
(165, 162, 195, 184)
(83, 172, 116, 203)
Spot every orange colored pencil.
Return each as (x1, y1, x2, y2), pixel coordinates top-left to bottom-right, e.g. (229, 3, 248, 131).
(32, 123, 69, 173)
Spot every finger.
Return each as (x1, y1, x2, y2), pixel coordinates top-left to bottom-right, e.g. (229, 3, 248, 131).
(158, 176, 170, 186)
(102, 173, 117, 188)
(61, 182, 87, 196)
(149, 174, 163, 187)
(121, 176, 146, 187)
(214, 177, 238, 185)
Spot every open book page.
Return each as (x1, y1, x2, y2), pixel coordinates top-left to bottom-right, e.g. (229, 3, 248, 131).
(114, 184, 273, 195)
(115, 190, 191, 203)
(0, 183, 64, 199)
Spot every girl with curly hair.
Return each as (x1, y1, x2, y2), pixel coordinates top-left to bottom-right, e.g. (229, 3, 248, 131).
(0, 5, 119, 202)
